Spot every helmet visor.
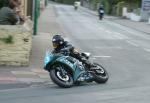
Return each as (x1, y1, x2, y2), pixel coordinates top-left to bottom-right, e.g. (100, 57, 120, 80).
(53, 42, 59, 48)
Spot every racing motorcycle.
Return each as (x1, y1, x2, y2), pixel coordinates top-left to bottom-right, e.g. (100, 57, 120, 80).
(44, 49, 109, 88)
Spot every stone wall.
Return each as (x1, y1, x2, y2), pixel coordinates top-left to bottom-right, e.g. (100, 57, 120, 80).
(0, 20, 33, 66)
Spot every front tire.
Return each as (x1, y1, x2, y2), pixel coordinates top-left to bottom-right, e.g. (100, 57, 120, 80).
(50, 64, 73, 88)
(92, 63, 109, 83)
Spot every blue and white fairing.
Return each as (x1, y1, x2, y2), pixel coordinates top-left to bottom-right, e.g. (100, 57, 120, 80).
(44, 52, 87, 82)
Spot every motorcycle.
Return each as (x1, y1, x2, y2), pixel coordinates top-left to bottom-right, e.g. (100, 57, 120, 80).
(74, 2, 79, 11)
(99, 10, 104, 20)
(44, 49, 109, 88)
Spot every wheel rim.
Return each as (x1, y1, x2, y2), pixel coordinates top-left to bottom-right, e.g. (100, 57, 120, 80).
(56, 71, 70, 82)
(94, 65, 107, 77)
(97, 67, 104, 74)
(54, 65, 71, 82)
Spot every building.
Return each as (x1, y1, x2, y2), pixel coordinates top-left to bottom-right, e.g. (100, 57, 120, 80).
(20, 0, 34, 19)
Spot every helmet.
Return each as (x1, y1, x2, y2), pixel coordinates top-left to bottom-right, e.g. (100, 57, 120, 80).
(100, 4, 104, 7)
(52, 35, 64, 48)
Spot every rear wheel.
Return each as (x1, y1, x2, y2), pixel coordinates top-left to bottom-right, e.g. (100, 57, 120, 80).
(50, 64, 73, 88)
(92, 63, 109, 83)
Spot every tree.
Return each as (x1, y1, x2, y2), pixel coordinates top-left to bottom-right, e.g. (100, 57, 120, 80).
(0, 0, 9, 9)
(104, 0, 142, 14)
(56, 0, 76, 4)
(107, 0, 141, 7)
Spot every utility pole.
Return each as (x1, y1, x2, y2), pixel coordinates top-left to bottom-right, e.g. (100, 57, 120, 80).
(33, 0, 39, 35)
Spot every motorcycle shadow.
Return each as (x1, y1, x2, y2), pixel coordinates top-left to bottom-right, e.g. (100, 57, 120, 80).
(49, 81, 107, 89)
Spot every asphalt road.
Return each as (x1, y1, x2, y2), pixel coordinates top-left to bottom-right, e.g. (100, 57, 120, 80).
(1, 4, 150, 103)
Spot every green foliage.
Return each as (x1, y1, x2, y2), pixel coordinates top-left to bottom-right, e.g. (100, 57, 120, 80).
(0, 0, 9, 9)
(56, 0, 76, 5)
(107, 0, 142, 15)
(56, 0, 63, 3)
(0, 0, 2, 8)
(100, 0, 110, 14)
(109, 0, 141, 7)
(64, 0, 76, 4)
(0, 35, 13, 44)
(89, 0, 100, 10)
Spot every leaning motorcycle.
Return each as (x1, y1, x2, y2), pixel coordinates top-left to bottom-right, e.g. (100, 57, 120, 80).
(44, 49, 109, 88)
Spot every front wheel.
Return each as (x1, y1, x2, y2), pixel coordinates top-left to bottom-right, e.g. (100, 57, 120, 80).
(92, 63, 109, 83)
(99, 16, 103, 20)
(99, 14, 103, 20)
(50, 64, 73, 88)
(74, 6, 78, 10)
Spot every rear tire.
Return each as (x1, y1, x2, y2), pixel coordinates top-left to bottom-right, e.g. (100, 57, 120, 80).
(92, 63, 109, 83)
(50, 64, 73, 88)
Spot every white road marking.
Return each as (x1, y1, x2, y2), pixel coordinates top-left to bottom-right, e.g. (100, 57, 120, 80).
(113, 32, 129, 39)
(144, 48, 150, 53)
(126, 40, 139, 47)
(99, 27, 105, 31)
(127, 31, 135, 34)
(105, 30, 112, 34)
(93, 56, 111, 58)
(114, 32, 121, 35)
(113, 35, 124, 39)
(95, 46, 122, 49)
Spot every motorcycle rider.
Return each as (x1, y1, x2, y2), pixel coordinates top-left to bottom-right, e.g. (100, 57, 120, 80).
(98, 5, 104, 20)
(52, 35, 93, 68)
